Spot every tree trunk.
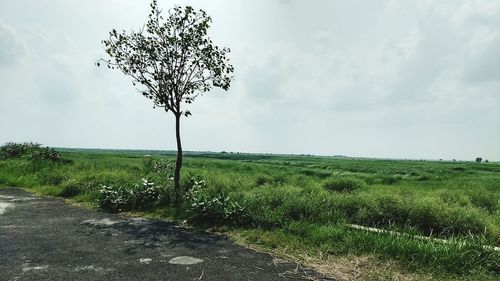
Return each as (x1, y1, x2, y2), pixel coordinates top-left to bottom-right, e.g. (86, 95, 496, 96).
(174, 114, 183, 203)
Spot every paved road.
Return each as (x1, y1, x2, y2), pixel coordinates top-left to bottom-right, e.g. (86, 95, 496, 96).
(0, 188, 331, 281)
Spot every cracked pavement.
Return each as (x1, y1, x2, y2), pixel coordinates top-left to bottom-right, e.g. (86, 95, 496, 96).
(0, 188, 332, 281)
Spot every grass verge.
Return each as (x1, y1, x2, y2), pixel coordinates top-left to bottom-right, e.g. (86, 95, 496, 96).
(1, 146, 499, 280)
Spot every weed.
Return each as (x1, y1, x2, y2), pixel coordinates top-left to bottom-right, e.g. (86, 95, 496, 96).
(187, 178, 246, 223)
(97, 178, 166, 212)
(322, 177, 366, 192)
(1, 147, 499, 279)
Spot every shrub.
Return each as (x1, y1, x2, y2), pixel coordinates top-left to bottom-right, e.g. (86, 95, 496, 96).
(0, 142, 62, 162)
(134, 178, 165, 208)
(97, 178, 165, 212)
(0, 142, 28, 159)
(322, 177, 365, 192)
(98, 185, 134, 212)
(26, 146, 61, 161)
(187, 179, 245, 223)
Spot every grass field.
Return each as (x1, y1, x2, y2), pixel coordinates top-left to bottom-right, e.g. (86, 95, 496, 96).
(0, 147, 499, 280)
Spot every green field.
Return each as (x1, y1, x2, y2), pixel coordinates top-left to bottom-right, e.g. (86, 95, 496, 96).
(0, 146, 499, 280)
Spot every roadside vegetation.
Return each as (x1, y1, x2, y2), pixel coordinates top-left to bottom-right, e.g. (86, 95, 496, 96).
(0, 142, 499, 280)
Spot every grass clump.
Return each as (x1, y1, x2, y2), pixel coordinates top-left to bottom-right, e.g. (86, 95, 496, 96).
(322, 176, 366, 192)
(255, 174, 272, 186)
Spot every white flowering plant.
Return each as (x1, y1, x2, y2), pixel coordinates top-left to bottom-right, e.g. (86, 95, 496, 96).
(185, 177, 246, 223)
(97, 178, 165, 212)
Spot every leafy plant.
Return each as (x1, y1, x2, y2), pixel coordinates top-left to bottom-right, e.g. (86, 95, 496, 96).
(97, 178, 165, 212)
(26, 146, 61, 162)
(186, 178, 245, 222)
(0, 142, 33, 159)
(0, 142, 62, 162)
(134, 178, 165, 207)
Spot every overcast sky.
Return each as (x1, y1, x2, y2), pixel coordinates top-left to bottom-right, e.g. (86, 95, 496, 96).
(0, 0, 499, 160)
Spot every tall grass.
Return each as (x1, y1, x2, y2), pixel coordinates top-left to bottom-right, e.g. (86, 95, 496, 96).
(1, 147, 499, 278)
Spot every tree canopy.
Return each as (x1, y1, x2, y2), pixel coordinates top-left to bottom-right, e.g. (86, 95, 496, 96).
(100, 0, 233, 117)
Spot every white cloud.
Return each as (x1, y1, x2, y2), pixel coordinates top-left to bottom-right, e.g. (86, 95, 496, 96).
(0, 0, 499, 160)
(0, 19, 27, 65)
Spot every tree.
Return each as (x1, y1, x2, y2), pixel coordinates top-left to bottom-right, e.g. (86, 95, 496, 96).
(475, 157, 482, 163)
(99, 0, 234, 201)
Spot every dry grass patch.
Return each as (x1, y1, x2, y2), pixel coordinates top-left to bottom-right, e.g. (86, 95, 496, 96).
(227, 231, 434, 281)
(298, 254, 431, 281)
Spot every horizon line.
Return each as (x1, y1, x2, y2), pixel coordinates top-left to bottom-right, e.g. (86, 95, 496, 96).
(54, 146, 495, 163)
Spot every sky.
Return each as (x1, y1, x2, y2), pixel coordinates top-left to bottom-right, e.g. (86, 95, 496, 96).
(0, 0, 499, 161)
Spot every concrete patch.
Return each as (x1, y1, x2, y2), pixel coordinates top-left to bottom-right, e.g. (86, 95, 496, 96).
(82, 218, 120, 226)
(124, 239, 143, 245)
(139, 258, 152, 264)
(1, 225, 42, 229)
(22, 265, 49, 272)
(0, 202, 13, 215)
(168, 256, 204, 265)
(74, 265, 109, 272)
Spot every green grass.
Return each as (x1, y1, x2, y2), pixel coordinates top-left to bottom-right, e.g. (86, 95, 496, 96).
(1, 148, 499, 280)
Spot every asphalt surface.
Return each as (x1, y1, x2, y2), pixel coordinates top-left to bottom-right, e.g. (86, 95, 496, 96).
(0, 188, 332, 281)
